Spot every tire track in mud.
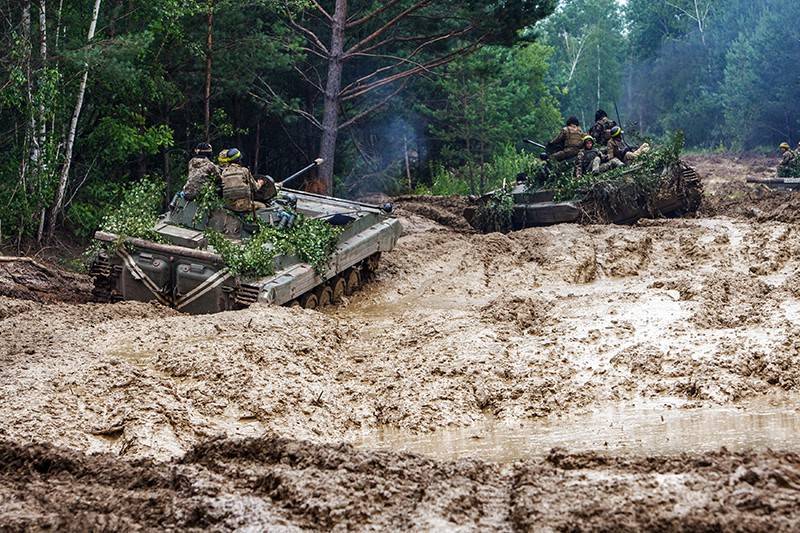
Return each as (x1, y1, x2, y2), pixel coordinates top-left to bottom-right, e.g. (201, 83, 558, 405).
(4, 214, 800, 460)
(4, 157, 800, 528)
(1, 436, 798, 531)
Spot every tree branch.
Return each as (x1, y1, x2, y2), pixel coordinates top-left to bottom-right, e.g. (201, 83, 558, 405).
(309, 0, 332, 21)
(289, 18, 329, 55)
(294, 65, 325, 93)
(341, 40, 482, 101)
(338, 80, 409, 130)
(345, 0, 432, 55)
(340, 26, 473, 96)
(346, 0, 403, 28)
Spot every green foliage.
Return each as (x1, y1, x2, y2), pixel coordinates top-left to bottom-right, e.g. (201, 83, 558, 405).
(99, 178, 166, 243)
(472, 186, 514, 234)
(206, 216, 342, 278)
(536, 0, 626, 128)
(414, 164, 471, 196)
(553, 131, 685, 202)
(67, 180, 125, 238)
(194, 181, 225, 222)
(419, 146, 543, 196)
(421, 43, 561, 194)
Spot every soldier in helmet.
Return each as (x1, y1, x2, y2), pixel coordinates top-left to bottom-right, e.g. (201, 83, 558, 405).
(607, 126, 650, 164)
(548, 116, 584, 162)
(575, 135, 624, 179)
(171, 143, 220, 208)
(589, 109, 617, 146)
(778, 142, 796, 177)
(218, 148, 265, 213)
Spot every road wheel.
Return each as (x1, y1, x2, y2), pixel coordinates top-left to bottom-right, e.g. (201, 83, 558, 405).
(331, 276, 347, 303)
(363, 253, 381, 280)
(300, 292, 318, 310)
(289, 299, 301, 308)
(345, 269, 361, 295)
(316, 285, 333, 307)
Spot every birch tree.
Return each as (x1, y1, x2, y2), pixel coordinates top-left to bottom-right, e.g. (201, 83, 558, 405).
(47, 0, 101, 241)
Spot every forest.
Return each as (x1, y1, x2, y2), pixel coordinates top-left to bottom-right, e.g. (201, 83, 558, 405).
(1, 0, 797, 245)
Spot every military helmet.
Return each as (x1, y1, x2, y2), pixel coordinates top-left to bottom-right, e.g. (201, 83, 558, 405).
(195, 142, 213, 155)
(610, 126, 622, 138)
(219, 148, 242, 164)
(780, 142, 791, 151)
(582, 135, 595, 146)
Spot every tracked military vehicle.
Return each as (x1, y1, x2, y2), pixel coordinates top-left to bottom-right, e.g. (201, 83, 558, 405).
(90, 161, 402, 314)
(464, 139, 702, 232)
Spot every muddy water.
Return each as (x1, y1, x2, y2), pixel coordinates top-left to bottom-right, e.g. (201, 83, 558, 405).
(358, 397, 800, 462)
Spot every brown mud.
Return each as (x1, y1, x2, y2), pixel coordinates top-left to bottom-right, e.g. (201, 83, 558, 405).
(2, 154, 800, 529)
(0, 256, 91, 304)
(1, 437, 798, 531)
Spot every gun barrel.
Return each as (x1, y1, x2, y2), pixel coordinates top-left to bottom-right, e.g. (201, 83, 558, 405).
(277, 158, 324, 188)
(524, 139, 547, 150)
(747, 176, 800, 185)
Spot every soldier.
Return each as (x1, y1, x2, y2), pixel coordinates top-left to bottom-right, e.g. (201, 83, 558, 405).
(181, 142, 220, 201)
(548, 116, 584, 161)
(589, 109, 616, 146)
(218, 148, 265, 213)
(607, 126, 650, 164)
(575, 135, 623, 179)
(778, 142, 796, 177)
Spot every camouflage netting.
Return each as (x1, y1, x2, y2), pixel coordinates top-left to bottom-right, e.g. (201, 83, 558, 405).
(577, 159, 703, 224)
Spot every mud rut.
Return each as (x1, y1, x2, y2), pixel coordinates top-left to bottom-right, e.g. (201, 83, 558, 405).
(2, 156, 800, 529)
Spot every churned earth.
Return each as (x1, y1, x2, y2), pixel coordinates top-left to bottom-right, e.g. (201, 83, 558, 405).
(1, 154, 799, 529)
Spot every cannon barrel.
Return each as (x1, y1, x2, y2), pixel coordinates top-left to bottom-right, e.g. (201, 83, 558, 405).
(277, 158, 324, 188)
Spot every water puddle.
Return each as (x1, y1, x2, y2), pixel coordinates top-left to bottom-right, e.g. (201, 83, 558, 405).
(357, 398, 800, 463)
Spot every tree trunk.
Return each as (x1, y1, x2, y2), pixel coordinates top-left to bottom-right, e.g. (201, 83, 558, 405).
(36, 0, 47, 157)
(21, 0, 33, 189)
(35, 0, 48, 243)
(47, 0, 101, 242)
(316, 0, 347, 195)
(204, 0, 214, 142)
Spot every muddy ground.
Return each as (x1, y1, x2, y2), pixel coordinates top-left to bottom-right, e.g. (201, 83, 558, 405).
(2, 154, 800, 529)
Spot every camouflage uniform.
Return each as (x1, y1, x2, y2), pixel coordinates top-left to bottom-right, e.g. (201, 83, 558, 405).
(589, 117, 616, 146)
(221, 163, 264, 212)
(778, 149, 797, 177)
(575, 148, 623, 178)
(549, 124, 584, 161)
(575, 147, 601, 178)
(608, 137, 650, 164)
(182, 157, 221, 201)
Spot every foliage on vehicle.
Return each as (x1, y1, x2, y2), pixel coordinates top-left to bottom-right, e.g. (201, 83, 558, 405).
(552, 131, 685, 203)
(205, 216, 343, 278)
(98, 178, 166, 245)
(471, 185, 514, 234)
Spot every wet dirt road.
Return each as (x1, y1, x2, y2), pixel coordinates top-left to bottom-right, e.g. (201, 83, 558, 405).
(1, 154, 799, 529)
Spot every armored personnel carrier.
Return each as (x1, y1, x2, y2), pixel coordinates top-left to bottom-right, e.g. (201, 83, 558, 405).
(90, 162, 402, 314)
(464, 142, 702, 232)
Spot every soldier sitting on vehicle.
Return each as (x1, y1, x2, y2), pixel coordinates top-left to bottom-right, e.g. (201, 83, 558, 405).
(607, 126, 650, 164)
(182, 142, 220, 201)
(575, 135, 624, 179)
(778, 142, 797, 177)
(589, 110, 617, 146)
(218, 148, 267, 213)
(548, 116, 584, 161)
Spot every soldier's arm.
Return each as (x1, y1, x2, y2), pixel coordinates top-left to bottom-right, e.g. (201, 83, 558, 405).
(574, 153, 584, 178)
(550, 128, 566, 146)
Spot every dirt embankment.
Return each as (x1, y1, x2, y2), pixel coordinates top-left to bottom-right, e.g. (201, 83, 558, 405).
(0, 257, 91, 304)
(1, 436, 798, 531)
